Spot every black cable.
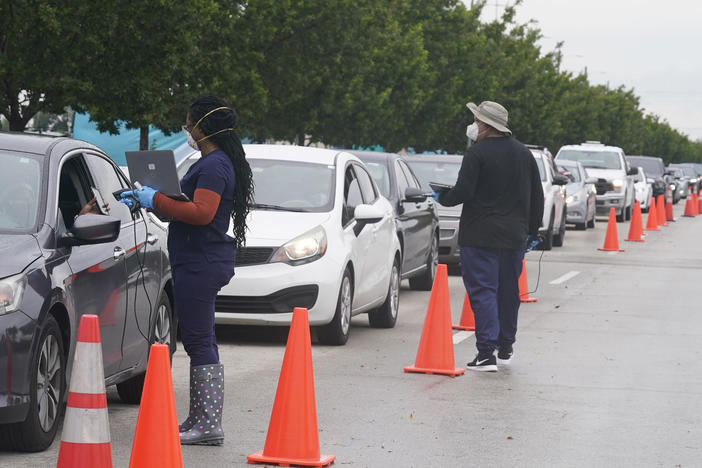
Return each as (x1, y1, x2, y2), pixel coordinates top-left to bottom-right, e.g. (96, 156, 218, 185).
(520, 248, 546, 297)
(130, 211, 153, 344)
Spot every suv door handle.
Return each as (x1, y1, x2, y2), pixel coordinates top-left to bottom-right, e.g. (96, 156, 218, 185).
(146, 233, 158, 245)
(113, 246, 126, 261)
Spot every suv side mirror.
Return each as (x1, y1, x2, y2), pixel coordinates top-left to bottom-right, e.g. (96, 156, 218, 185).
(552, 174, 569, 186)
(60, 214, 121, 247)
(585, 177, 598, 184)
(626, 166, 638, 176)
(403, 186, 428, 202)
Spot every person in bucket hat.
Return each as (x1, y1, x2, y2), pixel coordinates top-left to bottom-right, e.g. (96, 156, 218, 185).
(434, 100, 543, 371)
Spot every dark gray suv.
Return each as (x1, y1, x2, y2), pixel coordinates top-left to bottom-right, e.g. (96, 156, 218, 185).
(0, 133, 175, 452)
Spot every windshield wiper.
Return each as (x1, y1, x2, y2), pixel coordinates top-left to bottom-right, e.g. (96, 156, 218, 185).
(250, 203, 309, 212)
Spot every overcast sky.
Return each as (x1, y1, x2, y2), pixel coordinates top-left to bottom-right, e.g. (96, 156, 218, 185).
(468, 0, 702, 141)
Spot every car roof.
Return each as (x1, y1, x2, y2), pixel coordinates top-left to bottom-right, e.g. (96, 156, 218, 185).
(559, 141, 623, 153)
(403, 154, 463, 163)
(242, 144, 350, 165)
(0, 131, 70, 156)
(348, 150, 399, 162)
(627, 155, 663, 161)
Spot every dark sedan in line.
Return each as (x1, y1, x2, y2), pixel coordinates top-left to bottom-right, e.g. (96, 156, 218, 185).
(403, 154, 463, 266)
(351, 151, 439, 290)
(0, 133, 175, 451)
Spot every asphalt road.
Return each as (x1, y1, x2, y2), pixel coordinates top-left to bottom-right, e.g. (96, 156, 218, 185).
(3, 203, 702, 467)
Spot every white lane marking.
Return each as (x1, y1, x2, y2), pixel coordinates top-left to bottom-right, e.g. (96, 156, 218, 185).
(549, 270, 581, 285)
(452, 331, 474, 344)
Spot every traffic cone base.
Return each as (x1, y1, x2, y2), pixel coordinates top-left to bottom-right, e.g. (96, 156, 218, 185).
(247, 450, 336, 467)
(598, 207, 625, 252)
(452, 293, 475, 331)
(404, 264, 465, 377)
(519, 258, 537, 303)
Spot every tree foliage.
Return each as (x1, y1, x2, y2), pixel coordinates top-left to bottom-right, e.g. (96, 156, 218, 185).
(1, 0, 700, 160)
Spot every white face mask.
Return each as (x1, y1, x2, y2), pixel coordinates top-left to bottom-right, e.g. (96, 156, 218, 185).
(466, 122, 479, 142)
(185, 130, 199, 151)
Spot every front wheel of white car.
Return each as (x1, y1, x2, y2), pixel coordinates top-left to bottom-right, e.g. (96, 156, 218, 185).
(318, 268, 353, 346)
(369, 257, 400, 328)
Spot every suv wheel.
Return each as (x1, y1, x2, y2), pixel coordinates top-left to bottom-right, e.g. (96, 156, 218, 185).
(553, 210, 566, 247)
(369, 257, 400, 328)
(318, 268, 353, 345)
(0, 316, 66, 452)
(539, 212, 554, 251)
(116, 291, 175, 404)
(409, 233, 438, 291)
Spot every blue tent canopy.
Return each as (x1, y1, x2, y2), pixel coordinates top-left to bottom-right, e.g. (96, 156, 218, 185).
(72, 113, 187, 165)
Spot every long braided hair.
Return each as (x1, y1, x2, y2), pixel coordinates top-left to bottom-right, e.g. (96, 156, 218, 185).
(188, 96, 254, 248)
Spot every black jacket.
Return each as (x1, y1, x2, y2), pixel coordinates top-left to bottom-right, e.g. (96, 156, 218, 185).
(438, 136, 544, 249)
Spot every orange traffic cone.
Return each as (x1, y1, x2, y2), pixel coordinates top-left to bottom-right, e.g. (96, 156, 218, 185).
(665, 199, 675, 222)
(248, 308, 335, 467)
(645, 197, 660, 231)
(683, 197, 696, 217)
(625, 201, 644, 242)
(404, 264, 465, 376)
(697, 193, 702, 215)
(57, 315, 112, 468)
(452, 293, 475, 331)
(598, 207, 625, 252)
(693, 193, 700, 216)
(519, 258, 537, 303)
(656, 195, 667, 226)
(128, 344, 182, 468)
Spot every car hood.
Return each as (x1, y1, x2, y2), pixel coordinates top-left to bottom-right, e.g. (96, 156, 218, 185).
(244, 210, 332, 246)
(583, 168, 625, 180)
(566, 182, 585, 195)
(0, 234, 42, 278)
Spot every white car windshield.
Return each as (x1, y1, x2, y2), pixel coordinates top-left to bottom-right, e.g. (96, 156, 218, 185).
(179, 156, 335, 212)
(405, 160, 461, 191)
(0, 153, 42, 233)
(558, 150, 622, 170)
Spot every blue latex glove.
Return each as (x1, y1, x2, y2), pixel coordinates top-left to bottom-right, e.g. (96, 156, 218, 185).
(121, 185, 158, 210)
(119, 194, 135, 209)
(431, 190, 441, 202)
(525, 234, 541, 251)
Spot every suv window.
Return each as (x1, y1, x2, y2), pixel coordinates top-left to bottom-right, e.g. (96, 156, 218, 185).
(58, 156, 92, 229)
(398, 160, 421, 190)
(343, 166, 363, 226)
(354, 165, 377, 203)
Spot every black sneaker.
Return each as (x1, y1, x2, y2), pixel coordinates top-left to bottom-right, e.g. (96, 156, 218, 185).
(466, 353, 497, 372)
(497, 347, 513, 365)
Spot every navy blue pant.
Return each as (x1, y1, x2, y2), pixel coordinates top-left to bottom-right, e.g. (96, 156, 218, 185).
(173, 261, 235, 366)
(460, 246, 524, 355)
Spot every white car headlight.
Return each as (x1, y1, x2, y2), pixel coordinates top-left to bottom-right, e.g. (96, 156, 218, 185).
(271, 226, 328, 266)
(611, 179, 624, 190)
(566, 194, 580, 204)
(0, 273, 27, 315)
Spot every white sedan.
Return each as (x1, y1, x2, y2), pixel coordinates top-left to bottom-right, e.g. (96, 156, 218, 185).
(177, 145, 402, 345)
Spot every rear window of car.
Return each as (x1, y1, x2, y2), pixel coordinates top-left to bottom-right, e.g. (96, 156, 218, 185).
(0, 152, 43, 233)
(627, 158, 663, 177)
(405, 160, 461, 191)
(557, 150, 622, 170)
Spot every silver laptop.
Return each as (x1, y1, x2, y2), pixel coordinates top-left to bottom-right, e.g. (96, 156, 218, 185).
(124, 150, 189, 201)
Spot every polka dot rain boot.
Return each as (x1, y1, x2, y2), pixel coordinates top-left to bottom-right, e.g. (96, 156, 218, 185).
(179, 366, 200, 433)
(179, 363, 224, 446)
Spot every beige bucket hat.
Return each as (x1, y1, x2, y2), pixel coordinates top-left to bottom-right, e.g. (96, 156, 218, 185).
(466, 101, 511, 135)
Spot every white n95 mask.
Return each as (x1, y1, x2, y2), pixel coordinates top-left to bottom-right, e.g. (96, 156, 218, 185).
(466, 122, 479, 142)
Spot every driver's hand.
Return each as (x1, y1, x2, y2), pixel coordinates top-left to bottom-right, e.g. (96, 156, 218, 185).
(79, 197, 99, 216)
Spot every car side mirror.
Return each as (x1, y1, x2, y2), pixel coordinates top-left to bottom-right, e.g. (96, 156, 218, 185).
(403, 186, 428, 203)
(585, 177, 598, 184)
(552, 174, 569, 186)
(60, 214, 121, 247)
(646, 178, 655, 184)
(627, 166, 638, 176)
(353, 204, 384, 236)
